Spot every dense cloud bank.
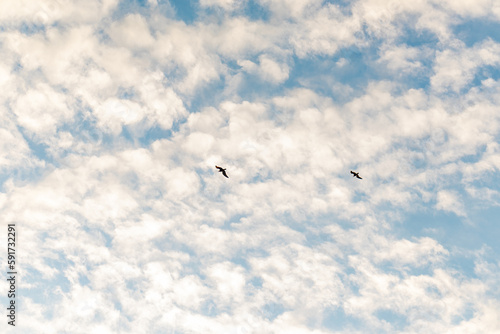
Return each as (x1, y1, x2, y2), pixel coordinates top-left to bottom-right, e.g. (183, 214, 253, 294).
(1, 0, 500, 333)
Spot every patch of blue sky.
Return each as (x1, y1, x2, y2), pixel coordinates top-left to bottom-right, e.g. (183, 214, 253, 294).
(248, 275, 263, 288)
(231, 72, 290, 103)
(465, 205, 500, 251)
(0, 161, 49, 193)
(453, 304, 475, 324)
(459, 145, 487, 164)
(287, 43, 431, 102)
(322, 0, 354, 16)
(374, 309, 408, 330)
(376, 260, 436, 278)
(18, 22, 46, 35)
(180, 0, 270, 22)
(0, 173, 9, 191)
(82, 225, 113, 249)
(59, 108, 99, 137)
(125, 279, 146, 295)
(447, 250, 479, 278)
(219, 213, 246, 227)
(471, 64, 500, 87)
(9, 61, 23, 74)
(243, 0, 270, 22)
(394, 207, 500, 268)
(137, 126, 174, 146)
(86, 128, 140, 152)
(229, 255, 251, 270)
(278, 211, 322, 232)
(117, 86, 137, 100)
(314, 214, 363, 232)
(183, 79, 227, 112)
(152, 237, 196, 261)
(114, 0, 156, 15)
(261, 302, 285, 321)
(397, 23, 440, 49)
(168, 0, 199, 24)
(120, 125, 137, 145)
(240, 169, 273, 185)
(322, 306, 361, 332)
(467, 177, 500, 205)
(396, 209, 458, 237)
(201, 299, 219, 317)
(453, 19, 500, 47)
(78, 273, 91, 286)
(22, 270, 70, 313)
(204, 298, 233, 316)
(17, 127, 52, 162)
(289, 48, 372, 96)
(230, 246, 269, 267)
(41, 257, 72, 294)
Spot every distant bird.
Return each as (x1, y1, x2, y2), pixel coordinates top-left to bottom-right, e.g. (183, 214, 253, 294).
(350, 171, 362, 179)
(215, 165, 229, 178)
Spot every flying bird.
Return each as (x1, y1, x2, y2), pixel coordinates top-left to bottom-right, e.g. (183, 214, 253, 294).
(350, 171, 362, 179)
(215, 165, 229, 178)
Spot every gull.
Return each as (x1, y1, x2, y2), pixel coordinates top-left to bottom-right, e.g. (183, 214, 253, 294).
(350, 171, 362, 179)
(215, 166, 229, 178)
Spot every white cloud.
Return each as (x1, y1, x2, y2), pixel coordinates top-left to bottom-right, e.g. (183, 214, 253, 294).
(0, 116, 40, 171)
(377, 44, 425, 73)
(431, 40, 500, 93)
(108, 14, 155, 49)
(13, 83, 73, 135)
(0, 0, 119, 26)
(210, 17, 282, 58)
(437, 0, 500, 18)
(436, 190, 466, 216)
(2, 0, 500, 333)
(239, 55, 289, 84)
(466, 186, 500, 206)
(94, 98, 144, 134)
(289, 4, 362, 57)
(258, 55, 290, 83)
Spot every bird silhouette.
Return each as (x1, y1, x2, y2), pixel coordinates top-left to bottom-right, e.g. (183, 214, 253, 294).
(215, 166, 229, 178)
(350, 171, 362, 179)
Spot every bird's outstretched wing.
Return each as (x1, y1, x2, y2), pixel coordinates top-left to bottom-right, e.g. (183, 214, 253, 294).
(350, 170, 362, 179)
(215, 165, 228, 178)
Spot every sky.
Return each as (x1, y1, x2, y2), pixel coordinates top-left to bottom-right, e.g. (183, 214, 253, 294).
(1, 0, 500, 333)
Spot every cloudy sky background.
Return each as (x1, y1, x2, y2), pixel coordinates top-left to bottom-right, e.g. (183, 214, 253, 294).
(1, 0, 500, 332)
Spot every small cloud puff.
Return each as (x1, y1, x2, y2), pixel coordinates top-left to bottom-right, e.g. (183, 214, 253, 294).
(436, 190, 466, 217)
(238, 55, 289, 84)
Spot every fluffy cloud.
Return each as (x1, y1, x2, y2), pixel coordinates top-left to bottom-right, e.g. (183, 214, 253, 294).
(431, 39, 500, 93)
(0, 0, 119, 26)
(436, 190, 466, 216)
(108, 14, 155, 49)
(1, 0, 500, 333)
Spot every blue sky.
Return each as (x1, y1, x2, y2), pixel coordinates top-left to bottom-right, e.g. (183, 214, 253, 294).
(1, 0, 500, 333)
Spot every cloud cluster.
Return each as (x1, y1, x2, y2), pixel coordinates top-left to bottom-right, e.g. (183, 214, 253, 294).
(1, 0, 500, 333)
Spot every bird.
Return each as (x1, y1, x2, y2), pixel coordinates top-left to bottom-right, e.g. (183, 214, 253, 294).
(215, 165, 229, 178)
(350, 171, 362, 179)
